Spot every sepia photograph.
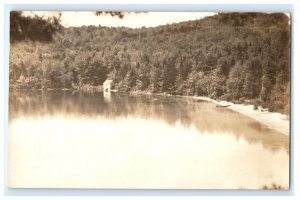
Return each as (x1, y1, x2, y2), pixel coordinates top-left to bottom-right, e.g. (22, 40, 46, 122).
(8, 11, 290, 189)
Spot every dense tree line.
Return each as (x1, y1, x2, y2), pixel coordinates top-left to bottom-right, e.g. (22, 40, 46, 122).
(9, 12, 290, 114)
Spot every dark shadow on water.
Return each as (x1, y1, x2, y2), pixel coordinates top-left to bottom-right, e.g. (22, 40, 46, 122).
(9, 90, 289, 153)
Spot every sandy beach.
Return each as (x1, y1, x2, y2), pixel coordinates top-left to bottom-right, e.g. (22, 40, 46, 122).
(192, 96, 290, 136)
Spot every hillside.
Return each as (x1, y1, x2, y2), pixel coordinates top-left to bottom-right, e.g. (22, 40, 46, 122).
(9, 12, 290, 114)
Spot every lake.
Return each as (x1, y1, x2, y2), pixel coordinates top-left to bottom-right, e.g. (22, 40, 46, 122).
(8, 90, 289, 189)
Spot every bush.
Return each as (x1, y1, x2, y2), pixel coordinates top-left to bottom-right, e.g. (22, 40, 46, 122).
(220, 93, 233, 101)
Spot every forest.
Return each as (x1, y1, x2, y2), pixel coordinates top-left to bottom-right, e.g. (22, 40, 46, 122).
(9, 12, 290, 114)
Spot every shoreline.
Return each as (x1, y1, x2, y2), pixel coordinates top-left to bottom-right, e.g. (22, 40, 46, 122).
(128, 91, 290, 135)
(189, 96, 290, 136)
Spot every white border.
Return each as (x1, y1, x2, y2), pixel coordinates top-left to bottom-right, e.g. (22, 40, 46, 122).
(1, 0, 299, 199)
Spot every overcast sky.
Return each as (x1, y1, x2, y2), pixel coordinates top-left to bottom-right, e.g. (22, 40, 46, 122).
(22, 11, 217, 28)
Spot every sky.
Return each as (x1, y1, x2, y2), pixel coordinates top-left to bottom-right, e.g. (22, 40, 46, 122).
(22, 11, 217, 28)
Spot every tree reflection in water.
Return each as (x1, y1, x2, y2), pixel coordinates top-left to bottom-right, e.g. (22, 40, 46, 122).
(9, 90, 289, 153)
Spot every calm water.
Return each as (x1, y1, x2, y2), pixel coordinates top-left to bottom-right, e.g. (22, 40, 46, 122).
(8, 90, 289, 189)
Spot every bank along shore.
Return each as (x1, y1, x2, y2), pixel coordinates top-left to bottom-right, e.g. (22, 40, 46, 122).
(187, 96, 290, 136)
(128, 91, 290, 136)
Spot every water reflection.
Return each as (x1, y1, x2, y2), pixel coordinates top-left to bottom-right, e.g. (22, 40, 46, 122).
(9, 116, 289, 189)
(9, 90, 289, 153)
(103, 91, 111, 103)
